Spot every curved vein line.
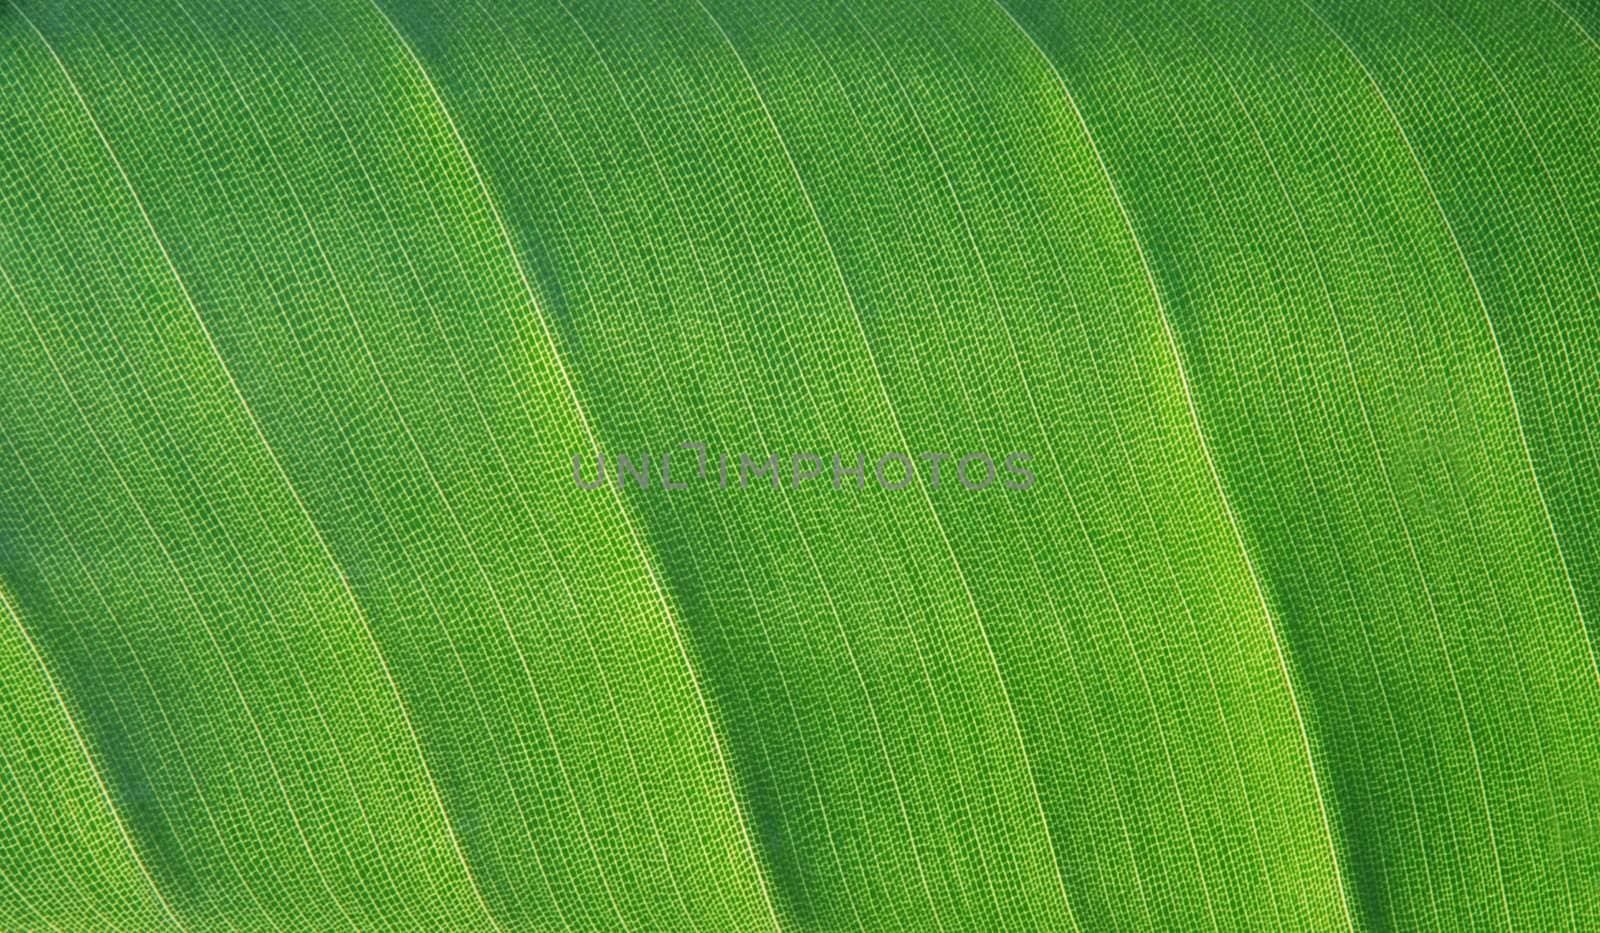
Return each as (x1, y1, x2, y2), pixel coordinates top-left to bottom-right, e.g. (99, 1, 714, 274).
(261, 83, 623, 933)
(14, 217, 342, 928)
(275, 0, 690, 918)
(1296, 4, 1600, 921)
(778, 9, 1155, 921)
(9, 12, 369, 929)
(1422, 0, 1600, 686)
(531, 1, 865, 920)
(847, 2, 1194, 923)
(8, 6, 505, 925)
(787, 6, 1058, 921)
(679, 10, 942, 922)
(1414, 5, 1599, 914)
(137, 1, 632, 922)
(1299, 0, 1595, 682)
(87, 10, 484, 926)
(241, 5, 580, 922)
(894, 5, 1306, 924)
(1546, 0, 1600, 55)
(690, 1, 1078, 927)
(1080, 5, 1347, 922)
(1, 434, 256, 933)
(360, 3, 783, 927)
(0, 586, 187, 931)
(534, 3, 844, 916)
(989, 4, 1357, 929)
(1158, 4, 1454, 922)
(1251, 2, 1518, 924)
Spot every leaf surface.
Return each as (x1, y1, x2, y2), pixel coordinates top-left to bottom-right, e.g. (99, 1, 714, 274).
(2, 0, 1597, 928)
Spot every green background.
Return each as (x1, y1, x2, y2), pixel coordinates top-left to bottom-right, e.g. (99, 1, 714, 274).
(3, 0, 1599, 928)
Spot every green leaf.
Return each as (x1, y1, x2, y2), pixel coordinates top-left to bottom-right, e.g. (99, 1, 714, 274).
(2, 0, 1597, 928)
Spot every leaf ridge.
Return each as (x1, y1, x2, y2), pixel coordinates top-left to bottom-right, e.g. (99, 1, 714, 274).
(692, 2, 1082, 927)
(4, 14, 383, 924)
(0, 585, 186, 931)
(989, 4, 1357, 929)
(361, 2, 784, 927)
(95, 3, 517, 923)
